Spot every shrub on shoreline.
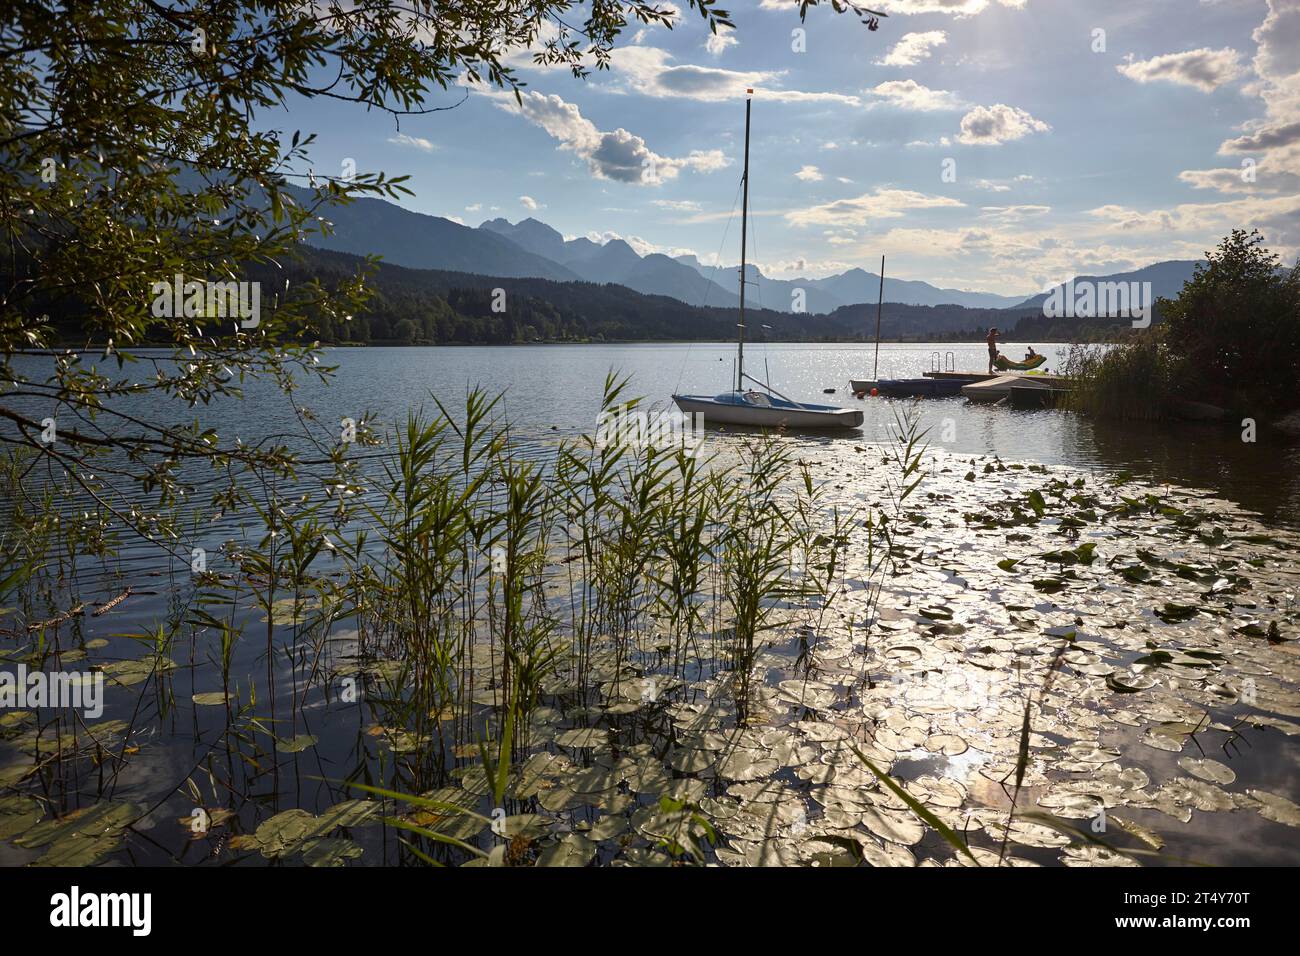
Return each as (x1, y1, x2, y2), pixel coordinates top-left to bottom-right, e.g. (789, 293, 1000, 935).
(1066, 230, 1300, 422)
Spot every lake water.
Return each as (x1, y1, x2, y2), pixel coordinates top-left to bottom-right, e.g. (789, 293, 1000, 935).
(287, 343, 1299, 526)
(2, 342, 1298, 868)
(11, 342, 1296, 528)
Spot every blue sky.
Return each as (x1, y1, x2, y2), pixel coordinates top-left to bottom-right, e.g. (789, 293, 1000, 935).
(285, 0, 1300, 296)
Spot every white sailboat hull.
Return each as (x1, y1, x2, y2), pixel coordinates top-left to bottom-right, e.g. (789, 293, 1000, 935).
(673, 393, 863, 429)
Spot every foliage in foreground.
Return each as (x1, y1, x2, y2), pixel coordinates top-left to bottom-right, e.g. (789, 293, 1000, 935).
(1065, 230, 1300, 422)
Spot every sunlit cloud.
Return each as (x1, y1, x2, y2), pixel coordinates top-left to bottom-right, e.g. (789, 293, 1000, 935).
(786, 188, 965, 227)
(388, 133, 436, 152)
(476, 87, 731, 184)
(1117, 47, 1246, 93)
(877, 31, 948, 66)
(957, 104, 1050, 144)
(869, 79, 964, 111)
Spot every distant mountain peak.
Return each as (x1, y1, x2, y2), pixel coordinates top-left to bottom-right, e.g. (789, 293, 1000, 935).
(307, 195, 1200, 316)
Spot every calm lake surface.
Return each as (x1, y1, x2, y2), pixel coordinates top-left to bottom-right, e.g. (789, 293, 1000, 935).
(2, 342, 1298, 867)
(14, 342, 1295, 529)
(298, 343, 1299, 527)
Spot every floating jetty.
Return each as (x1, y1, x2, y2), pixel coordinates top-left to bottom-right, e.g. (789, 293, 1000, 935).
(851, 370, 1073, 408)
(961, 372, 1071, 404)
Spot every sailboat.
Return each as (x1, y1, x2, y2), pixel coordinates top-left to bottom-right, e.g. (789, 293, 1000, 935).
(672, 91, 864, 431)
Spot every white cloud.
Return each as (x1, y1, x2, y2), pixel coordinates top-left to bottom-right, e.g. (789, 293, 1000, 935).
(705, 28, 737, 56)
(609, 46, 862, 105)
(979, 204, 1051, 222)
(1084, 191, 1300, 260)
(1180, 2, 1300, 204)
(652, 199, 703, 211)
(479, 88, 731, 184)
(519, 195, 542, 211)
(869, 79, 964, 112)
(786, 188, 965, 227)
(466, 202, 482, 212)
(795, 165, 824, 182)
(683, 149, 730, 173)
(957, 104, 1050, 145)
(873, 0, 1029, 16)
(388, 133, 436, 152)
(1117, 47, 1246, 93)
(863, 224, 1167, 294)
(1178, 166, 1262, 192)
(877, 31, 948, 66)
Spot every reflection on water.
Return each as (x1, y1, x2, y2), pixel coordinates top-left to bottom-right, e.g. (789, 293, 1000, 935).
(2, 343, 1298, 868)
(16, 342, 1295, 525)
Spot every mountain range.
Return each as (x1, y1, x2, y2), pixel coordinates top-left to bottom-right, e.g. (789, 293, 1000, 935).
(300, 188, 1201, 315)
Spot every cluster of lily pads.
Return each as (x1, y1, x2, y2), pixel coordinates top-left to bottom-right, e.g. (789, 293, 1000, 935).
(2, 436, 1297, 867)
(325, 447, 1299, 866)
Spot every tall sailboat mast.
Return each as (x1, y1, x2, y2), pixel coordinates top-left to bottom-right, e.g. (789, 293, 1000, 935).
(669, 89, 864, 429)
(872, 254, 885, 382)
(736, 89, 752, 392)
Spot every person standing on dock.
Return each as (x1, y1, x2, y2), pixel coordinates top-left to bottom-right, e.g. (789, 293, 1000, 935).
(986, 327, 1000, 374)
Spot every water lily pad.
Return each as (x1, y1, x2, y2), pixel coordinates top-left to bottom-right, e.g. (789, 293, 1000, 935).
(669, 748, 716, 773)
(556, 727, 605, 748)
(538, 832, 596, 867)
(0, 794, 42, 840)
(276, 734, 319, 753)
(17, 801, 140, 866)
(1177, 757, 1236, 785)
(314, 799, 380, 831)
(1107, 672, 1156, 693)
(1109, 814, 1165, 850)
(1061, 844, 1140, 867)
(860, 807, 924, 846)
(0, 763, 33, 788)
(102, 656, 176, 687)
(16, 801, 138, 849)
(192, 691, 231, 706)
(924, 733, 969, 756)
(249, 809, 317, 858)
(300, 836, 363, 867)
(32, 833, 125, 866)
(1248, 790, 1300, 827)
(717, 749, 780, 782)
(1154, 603, 1199, 623)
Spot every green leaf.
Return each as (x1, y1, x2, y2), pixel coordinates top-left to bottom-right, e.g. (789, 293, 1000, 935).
(1027, 490, 1046, 518)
